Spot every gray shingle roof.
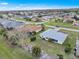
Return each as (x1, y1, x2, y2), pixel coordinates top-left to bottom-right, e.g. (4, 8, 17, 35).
(0, 19, 24, 28)
(40, 29, 68, 44)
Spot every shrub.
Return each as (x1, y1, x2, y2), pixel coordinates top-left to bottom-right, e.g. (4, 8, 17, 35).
(32, 31, 36, 35)
(64, 43, 72, 53)
(48, 39, 53, 42)
(10, 35, 18, 46)
(0, 28, 6, 35)
(32, 46, 41, 57)
(57, 54, 63, 59)
(30, 36, 36, 42)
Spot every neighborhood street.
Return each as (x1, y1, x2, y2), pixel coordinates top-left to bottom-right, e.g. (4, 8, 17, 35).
(9, 18, 79, 32)
(46, 25, 79, 32)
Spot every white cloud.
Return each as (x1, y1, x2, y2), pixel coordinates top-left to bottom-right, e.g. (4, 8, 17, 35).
(13, 5, 79, 10)
(0, 4, 79, 11)
(0, 2, 8, 5)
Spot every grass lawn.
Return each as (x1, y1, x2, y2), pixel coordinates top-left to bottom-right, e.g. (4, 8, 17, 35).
(15, 18, 27, 21)
(44, 20, 79, 30)
(59, 29, 79, 48)
(15, 17, 41, 24)
(24, 30, 79, 59)
(0, 35, 33, 59)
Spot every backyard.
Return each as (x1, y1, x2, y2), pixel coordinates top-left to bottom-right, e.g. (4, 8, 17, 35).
(0, 35, 33, 59)
(24, 29, 79, 59)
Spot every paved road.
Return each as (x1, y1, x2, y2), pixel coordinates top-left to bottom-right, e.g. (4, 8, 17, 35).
(46, 25, 79, 32)
(10, 18, 79, 32)
(10, 18, 48, 24)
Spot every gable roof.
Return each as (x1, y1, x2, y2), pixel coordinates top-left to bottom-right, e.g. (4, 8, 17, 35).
(76, 40, 79, 56)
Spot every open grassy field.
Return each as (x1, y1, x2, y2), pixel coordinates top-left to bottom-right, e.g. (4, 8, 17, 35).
(0, 35, 33, 59)
(44, 20, 79, 30)
(24, 29, 79, 59)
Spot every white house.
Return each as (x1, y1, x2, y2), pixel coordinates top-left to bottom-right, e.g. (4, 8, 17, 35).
(76, 40, 79, 57)
(40, 29, 68, 44)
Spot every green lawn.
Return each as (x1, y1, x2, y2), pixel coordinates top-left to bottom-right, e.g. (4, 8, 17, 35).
(0, 35, 33, 59)
(25, 30, 79, 59)
(44, 20, 79, 30)
(15, 17, 39, 23)
(59, 29, 79, 48)
(15, 18, 27, 21)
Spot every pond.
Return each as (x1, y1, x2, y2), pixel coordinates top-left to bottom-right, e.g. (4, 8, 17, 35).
(0, 19, 25, 29)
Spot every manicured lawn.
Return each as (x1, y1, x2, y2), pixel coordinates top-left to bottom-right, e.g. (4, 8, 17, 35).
(15, 17, 40, 23)
(59, 29, 79, 49)
(24, 30, 78, 59)
(0, 35, 33, 59)
(44, 20, 79, 30)
(15, 18, 27, 21)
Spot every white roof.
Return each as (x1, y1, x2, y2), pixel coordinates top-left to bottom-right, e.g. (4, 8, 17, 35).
(76, 40, 79, 56)
(40, 29, 68, 44)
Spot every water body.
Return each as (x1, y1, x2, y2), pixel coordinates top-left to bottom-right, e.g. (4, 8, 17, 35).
(0, 19, 25, 29)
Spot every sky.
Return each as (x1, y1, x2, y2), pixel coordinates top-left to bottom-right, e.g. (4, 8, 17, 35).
(0, 0, 79, 11)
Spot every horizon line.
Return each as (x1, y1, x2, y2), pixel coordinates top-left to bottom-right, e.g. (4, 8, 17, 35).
(0, 7, 79, 11)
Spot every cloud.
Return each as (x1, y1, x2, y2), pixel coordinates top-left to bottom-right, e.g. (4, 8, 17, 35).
(13, 4, 79, 10)
(0, 4, 79, 11)
(0, 2, 8, 5)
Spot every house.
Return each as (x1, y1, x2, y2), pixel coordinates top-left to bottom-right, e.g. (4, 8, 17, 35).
(14, 15, 33, 19)
(40, 29, 68, 44)
(17, 25, 42, 33)
(41, 16, 54, 21)
(73, 21, 79, 26)
(31, 17, 44, 22)
(74, 15, 79, 21)
(21, 16, 33, 19)
(75, 40, 79, 57)
(63, 15, 75, 23)
(0, 19, 25, 29)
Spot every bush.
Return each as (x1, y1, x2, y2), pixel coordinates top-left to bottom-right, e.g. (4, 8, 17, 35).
(25, 18, 31, 21)
(41, 24, 45, 31)
(48, 39, 53, 42)
(57, 54, 63, 59)
(32, 31, 36, 35)
(32, 46, 41, 57)
(0, 28, 6, 35)
(11, 41, 17, 46)
(30, 36, 36, 42)
(10, 35, 18, 46)
(64, 43, 72, 53)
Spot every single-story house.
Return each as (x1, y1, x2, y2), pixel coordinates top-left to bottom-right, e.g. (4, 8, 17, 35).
(0, 19, 25, 29)
(74, 15, 79, 21)
(40, 29, 68, 44)
(75, 40, 79, 57)
(73, 21, 79, 27)
(31, 17, 44, 22)
(17, 25, 42, 33)
(41, 16, 54, 21)
(63, 15, 75, 23)
(14, 15, 33, 19)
